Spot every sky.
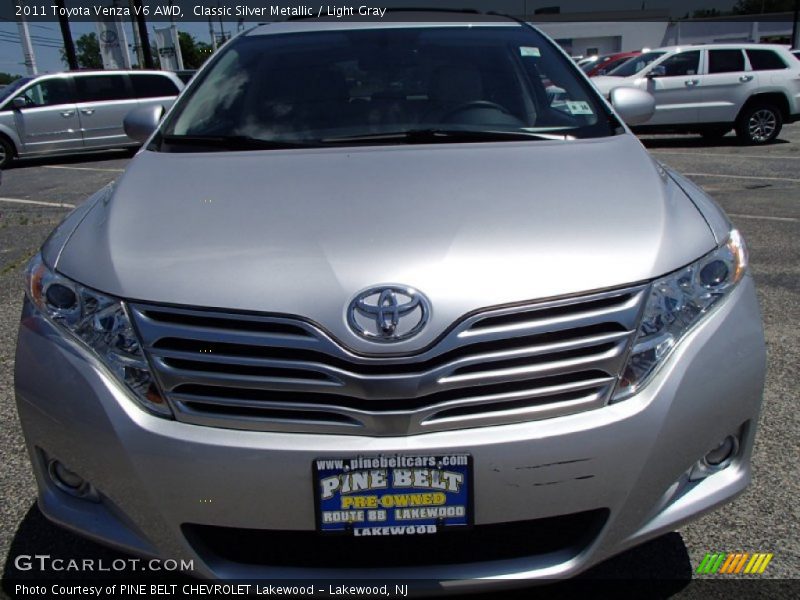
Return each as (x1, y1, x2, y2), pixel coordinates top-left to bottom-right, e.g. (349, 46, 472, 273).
(0, 1, 763, 76)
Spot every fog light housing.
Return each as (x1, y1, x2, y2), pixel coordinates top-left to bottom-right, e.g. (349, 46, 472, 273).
(48, 460, 99, 501)
(689, 435, 740, 481)
(704, 435, 738, 467)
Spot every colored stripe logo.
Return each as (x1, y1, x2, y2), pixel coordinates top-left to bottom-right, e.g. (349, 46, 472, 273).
(696, 552, 773, 574)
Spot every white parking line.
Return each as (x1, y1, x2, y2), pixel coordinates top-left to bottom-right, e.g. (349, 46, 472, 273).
(683, 172, 800, 184)
(0, 197, 75, 208)
(729, 213, 799, 223)
(42, 165, 124, 173)
(652, 151, 800, 161)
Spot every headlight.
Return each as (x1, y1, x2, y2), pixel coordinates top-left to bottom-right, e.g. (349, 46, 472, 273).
(24, 254, 171, 417)
(613, 229, 748, 401)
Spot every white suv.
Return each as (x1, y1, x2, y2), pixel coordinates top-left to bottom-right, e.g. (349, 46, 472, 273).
(593, 44, 800, 144)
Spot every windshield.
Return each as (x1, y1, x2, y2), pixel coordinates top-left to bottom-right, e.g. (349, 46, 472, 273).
(160, 24, 614, 150)
(0, 77, 33, 105)
(607, 51, 666, 77)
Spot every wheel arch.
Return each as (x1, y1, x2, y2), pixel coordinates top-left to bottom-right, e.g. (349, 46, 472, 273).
(0, 125, 20, 157)
(737, 92, 790, 121)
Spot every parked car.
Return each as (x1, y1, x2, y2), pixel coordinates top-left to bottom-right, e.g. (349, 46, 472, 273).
(16, 14, 765, 588)
(792, 49, 800, 61)
(584, 51, 641, 77)
(593, 44, 800, 144)
(0, 70, 183, 167)
(174, 69, 198, 84)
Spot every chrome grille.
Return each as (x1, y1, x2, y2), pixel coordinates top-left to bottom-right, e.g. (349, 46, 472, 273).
(129, 285, 647, 436)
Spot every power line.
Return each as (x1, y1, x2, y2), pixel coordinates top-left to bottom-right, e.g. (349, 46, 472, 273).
(0, 36, 64, 49)
(0, 28, 66, 45)
(0, 32, 64, 45)
(0, 35, 63, 45)
(0, 28, 62, 44)
(0, 17, 58, 32)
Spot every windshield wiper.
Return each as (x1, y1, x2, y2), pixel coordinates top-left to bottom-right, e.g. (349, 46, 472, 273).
(160, 134, 315, 151)
(319, 129, 570, 144)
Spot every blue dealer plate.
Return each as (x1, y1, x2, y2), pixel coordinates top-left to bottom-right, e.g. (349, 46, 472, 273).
(314, 454, 472, 535)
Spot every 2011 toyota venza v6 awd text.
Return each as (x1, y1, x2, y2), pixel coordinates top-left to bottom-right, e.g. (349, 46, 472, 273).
(15, 14, 766, 589)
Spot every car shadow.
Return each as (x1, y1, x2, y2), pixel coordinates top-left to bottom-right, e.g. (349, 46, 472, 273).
(1, 504, 172, 584)
(7, 149, 136, 170)
(641, 135, 790, 150)
(2, 503, 692, 598)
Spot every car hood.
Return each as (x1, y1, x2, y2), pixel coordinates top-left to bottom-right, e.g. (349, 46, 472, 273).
(591, 75, 636, 95)
(56, 135, 715, 354)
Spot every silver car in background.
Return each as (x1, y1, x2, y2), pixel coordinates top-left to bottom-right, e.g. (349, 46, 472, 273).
(0, 70, 183, 168)
(15, 15, 765, 589)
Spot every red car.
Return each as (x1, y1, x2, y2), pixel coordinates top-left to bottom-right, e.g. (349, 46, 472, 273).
(583, 51, 641, 77)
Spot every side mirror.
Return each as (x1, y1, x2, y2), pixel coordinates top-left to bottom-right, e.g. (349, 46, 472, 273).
(123, 105, 164, 143)
(12, 97, 26, 110)
(610, 87, 656, 126)
(646, 65, 666, 79)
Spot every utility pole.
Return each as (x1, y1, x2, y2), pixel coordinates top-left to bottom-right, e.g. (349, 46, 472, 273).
(217, 1, 225, 45)
(131, 0, 154, 68)
(209, 16, 218, 51)
(14, 0, 38, 75)
(792, 0, 799, 50)
(53, 0, 78, 70)
(128, 0, 143, 67)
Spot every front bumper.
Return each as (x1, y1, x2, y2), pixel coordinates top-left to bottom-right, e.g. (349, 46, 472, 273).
(14, 277, 766, 588)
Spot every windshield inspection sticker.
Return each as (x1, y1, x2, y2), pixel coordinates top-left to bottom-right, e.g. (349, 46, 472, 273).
(314, 454, 471, 536)
(520, 46, 541, 57)
(566, 101, 594, 115)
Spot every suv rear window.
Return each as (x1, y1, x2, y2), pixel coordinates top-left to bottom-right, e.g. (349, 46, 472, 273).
(708, 49, 745, 74)
(75, 75, 132, 102)
(746, 49, 787, 71)
(131, 74, 179, 98)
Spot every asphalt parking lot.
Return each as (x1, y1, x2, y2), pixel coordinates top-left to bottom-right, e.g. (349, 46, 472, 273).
(0, 127, 798, 597)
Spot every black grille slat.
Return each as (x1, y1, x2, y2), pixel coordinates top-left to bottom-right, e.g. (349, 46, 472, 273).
(179, 403, 361, 426)
(152, 322, 627, 377)
(142, 309, 312, 337)
(450, 342, 618, 377)
(428, 389, 600, 421)
(469, 293, 633, 331)
(163, 358, 334, 382)
(172, 370, 611, 413)
(182, 509, 609, 568)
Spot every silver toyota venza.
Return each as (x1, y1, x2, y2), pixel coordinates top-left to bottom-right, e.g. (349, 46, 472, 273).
(15, 14, 766, 589)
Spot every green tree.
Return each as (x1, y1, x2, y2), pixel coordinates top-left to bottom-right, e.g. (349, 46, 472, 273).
(732, 0, 795, 14)
(60, 32, 102, 69)
(692, 8, 724, 17)
(0, 72, 21, 85)
(178, 32, 213, 69)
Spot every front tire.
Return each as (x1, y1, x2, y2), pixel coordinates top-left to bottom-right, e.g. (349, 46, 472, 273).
(0, 136, 14, 169)
(735, 104, 782, 145)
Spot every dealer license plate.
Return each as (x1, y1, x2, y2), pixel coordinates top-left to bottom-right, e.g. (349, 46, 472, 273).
(314, 454, 472, 536)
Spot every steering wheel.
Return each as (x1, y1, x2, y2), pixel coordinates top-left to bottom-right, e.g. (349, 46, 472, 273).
(439, 100, 514, 122)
